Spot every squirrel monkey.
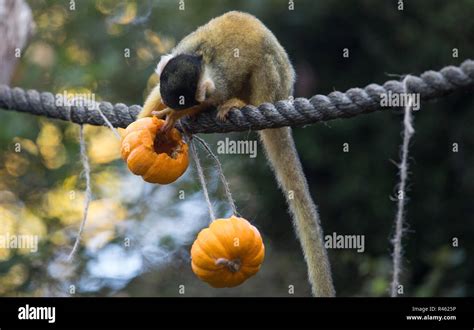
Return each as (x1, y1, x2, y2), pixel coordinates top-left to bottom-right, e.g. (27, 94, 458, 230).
(138, 11, 335, 297)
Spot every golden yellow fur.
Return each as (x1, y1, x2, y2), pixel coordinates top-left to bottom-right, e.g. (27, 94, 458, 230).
(174, 11, 294, 105)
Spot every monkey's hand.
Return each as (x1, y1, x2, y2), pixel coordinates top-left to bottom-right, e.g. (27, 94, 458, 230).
(161, 104, 210, 132)
(151, 108, 173, 118)
(138, 84, 167, 119)
(216, 98, 246, 121)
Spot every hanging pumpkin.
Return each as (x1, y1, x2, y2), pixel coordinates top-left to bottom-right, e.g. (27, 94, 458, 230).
(121, 117, 189, 184)
(191, 215, 265, 288)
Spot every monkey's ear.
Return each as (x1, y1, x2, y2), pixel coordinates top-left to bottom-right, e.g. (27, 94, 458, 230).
(155, 54, 174, 77)
(196, 74, 215, 103)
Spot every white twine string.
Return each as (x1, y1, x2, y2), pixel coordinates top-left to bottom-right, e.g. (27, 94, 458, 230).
(94, 103, 122, 139)
(193, 135, 238, 216)
(390, 75, 415, 296)
(68, 125, 92, 261)
(187, 135, 216, 222)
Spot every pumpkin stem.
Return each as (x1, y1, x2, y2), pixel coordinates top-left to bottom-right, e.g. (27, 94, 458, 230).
(215, 258, 241, 273)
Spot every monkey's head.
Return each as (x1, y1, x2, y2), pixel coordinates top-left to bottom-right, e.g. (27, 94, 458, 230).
(157, 54, 215, 110)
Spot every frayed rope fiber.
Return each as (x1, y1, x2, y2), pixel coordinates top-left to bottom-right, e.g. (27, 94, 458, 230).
(390, 76, 416, 296)
(194, 135, 238, 216)
(68, 125, 92, 261)
(188, 136, 216, 222)
(0, 60, 472, 134)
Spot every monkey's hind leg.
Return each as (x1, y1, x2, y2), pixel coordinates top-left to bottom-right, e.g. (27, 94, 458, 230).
(138, 84, 167, 119)
(216, 98, 246, 121)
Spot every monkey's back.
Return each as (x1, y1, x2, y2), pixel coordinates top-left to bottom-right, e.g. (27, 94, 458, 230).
(173, 11, 295, 103)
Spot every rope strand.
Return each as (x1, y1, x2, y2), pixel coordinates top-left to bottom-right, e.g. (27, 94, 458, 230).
(94, 103, 122, 139)
(68, 125, 92, 261)
(193, 135, 238, 216)
(188, 136, 215, 222)
(390, 76, 415, 296)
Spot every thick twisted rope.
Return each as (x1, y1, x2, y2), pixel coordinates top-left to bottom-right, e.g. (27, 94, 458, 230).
(0, 59, 473, 133)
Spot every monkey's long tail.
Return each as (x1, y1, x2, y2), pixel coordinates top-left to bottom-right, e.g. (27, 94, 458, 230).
(259, 127, 335, 297)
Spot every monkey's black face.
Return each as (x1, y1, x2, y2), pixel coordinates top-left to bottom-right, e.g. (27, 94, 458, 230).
(160, 54, 202, 110)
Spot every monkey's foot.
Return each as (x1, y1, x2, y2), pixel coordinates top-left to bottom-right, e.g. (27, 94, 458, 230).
(216, 98, 246, 121)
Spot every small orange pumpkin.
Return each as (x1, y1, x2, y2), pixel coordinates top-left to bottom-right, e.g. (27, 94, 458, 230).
(121, 117, 189, 184)
(191, 215, 265, 288)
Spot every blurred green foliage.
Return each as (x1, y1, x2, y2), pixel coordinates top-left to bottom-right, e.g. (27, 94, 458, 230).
(0, 0, 473, 296)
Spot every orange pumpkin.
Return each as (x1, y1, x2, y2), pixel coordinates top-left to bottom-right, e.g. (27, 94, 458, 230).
(191, 215, 265, 288)
(121, 117, 189, 184)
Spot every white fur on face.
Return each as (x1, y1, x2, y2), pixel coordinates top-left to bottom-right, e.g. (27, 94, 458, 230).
(155, 54, 175, 77)
(195, 67, 216, 102)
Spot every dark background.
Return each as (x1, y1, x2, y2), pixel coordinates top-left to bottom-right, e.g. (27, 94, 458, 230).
(0, 0, 473, 297)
